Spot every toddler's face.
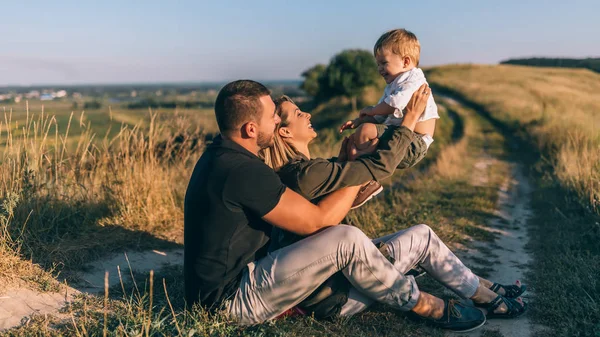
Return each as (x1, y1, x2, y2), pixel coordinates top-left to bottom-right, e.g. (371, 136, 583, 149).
(375, 50, 412, 84)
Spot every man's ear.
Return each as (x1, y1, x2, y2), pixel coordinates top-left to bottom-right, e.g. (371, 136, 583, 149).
(278, 127, 292, 139)
(241, 121, 258, 139)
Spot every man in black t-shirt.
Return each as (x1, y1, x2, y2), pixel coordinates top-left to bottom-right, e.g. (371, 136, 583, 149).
(184, 80, 359, 308)
(184, 80, 492, 331)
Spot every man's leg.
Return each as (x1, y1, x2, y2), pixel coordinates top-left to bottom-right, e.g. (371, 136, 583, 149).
(228, 225, 421, 325)
(341, 224, 480, 316)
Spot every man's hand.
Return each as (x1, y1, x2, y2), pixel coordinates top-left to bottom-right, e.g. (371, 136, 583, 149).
(401, 84, 431, 131)
(359, 106, 374, 119)
(339, 118, 362, 133)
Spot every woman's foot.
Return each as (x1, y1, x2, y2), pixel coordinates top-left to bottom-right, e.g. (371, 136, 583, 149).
(478, 278, 527, 298)
(489, 280, 527, 299)
(470, 281, 527, 317)
(476, 295, 528, 319)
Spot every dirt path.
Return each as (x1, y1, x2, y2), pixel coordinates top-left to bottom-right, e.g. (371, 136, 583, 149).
(70, 249, 183, 293)
(447, 156, 539, 336)
(0, 288, 73, 331)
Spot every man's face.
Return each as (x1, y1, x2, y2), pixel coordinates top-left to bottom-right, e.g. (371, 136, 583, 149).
(256, 95, 281, 149)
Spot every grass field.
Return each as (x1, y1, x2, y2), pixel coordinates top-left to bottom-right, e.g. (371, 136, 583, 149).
(427, 64, 600, 214)
(1, 65, 599, 336)
(0, 87, 519, 336)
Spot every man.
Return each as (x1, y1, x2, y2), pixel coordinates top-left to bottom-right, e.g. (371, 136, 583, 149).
(184, 80, 486, 331)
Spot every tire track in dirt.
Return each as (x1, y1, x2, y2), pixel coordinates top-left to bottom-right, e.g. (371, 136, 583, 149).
(442, 96, 545, 337)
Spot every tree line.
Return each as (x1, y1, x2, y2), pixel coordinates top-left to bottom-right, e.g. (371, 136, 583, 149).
(500, 57, 600, 73)
(300, 49, 381, 111)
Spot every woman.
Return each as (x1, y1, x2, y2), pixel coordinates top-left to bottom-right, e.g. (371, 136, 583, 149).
(260, 90, 527, 322)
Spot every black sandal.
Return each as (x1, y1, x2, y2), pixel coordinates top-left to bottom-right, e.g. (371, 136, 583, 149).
(489, 282, 527, 298)
(476, 295, 527, 319)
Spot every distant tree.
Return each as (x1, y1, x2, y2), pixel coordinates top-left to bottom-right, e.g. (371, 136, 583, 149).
(83, 100, 102, 110)
(317, 49, 379, 111)
(300, 64, 326, 98)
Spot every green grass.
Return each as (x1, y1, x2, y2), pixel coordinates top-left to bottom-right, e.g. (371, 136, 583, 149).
(526, 162, 600, 336)
(427, 64, 600, 214)
(427, 67, 600, 336)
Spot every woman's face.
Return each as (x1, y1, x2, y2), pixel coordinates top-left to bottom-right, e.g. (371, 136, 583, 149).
(279, 101, 317, 145)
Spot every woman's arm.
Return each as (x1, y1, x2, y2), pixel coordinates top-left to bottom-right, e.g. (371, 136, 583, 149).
(293, 84, 430, 200)
(295, 125, 412, 199)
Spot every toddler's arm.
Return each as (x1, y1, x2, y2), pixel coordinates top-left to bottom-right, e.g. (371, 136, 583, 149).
(359, 102, 395, 118)
(339, 115, 380, 133)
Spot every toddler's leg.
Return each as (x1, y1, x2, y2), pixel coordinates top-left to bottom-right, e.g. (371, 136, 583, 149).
(353, 123, 379, 151)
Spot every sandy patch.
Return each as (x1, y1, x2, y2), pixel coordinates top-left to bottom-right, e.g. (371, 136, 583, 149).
(0, 248, 183, 331)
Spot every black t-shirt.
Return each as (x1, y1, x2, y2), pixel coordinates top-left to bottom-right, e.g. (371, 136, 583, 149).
(184, 135, 286, 308)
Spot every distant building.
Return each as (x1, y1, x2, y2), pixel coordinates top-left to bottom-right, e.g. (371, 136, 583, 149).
(55, 90, 67, 98)
(40, 93, 54, 101)
(26, 90, 40, 99)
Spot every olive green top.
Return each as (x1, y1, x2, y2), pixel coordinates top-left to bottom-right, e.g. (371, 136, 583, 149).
(277, 125, 424, 201)
(270, 125, 426, 251)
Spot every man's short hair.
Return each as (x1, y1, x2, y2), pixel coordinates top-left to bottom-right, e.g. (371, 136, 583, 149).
(374, 29, 421, 66)
(214, 80, 271, 135)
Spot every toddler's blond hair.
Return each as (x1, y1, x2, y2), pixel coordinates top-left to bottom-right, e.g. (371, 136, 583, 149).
(374, 29, 421, 66)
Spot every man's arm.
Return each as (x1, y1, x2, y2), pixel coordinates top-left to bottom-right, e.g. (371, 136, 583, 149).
(263, 185, 360, 236)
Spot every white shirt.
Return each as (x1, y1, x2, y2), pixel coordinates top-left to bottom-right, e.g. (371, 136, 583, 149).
(375, 67, 439, 127)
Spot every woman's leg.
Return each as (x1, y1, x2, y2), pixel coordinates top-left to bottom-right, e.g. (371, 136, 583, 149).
(342, 224, 525, 316)
(379, 224, 480, 298)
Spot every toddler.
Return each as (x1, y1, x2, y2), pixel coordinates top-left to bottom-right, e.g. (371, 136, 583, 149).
(340, 28, 438, 168)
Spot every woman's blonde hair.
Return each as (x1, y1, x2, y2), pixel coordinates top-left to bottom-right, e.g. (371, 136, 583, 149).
(260, 95, 302, 171)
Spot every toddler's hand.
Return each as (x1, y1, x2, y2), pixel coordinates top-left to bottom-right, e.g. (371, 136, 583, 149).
(339, 118, 360, 133)
(359, 106, 374, 118)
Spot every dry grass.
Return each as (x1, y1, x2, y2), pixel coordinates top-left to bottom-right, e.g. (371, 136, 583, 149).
(427, 64, 600, 213)
(0, 93, 516, 335)
(0, 104, 210, 289)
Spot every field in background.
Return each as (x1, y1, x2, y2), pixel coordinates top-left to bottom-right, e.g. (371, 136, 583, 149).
(427, 64, 600, 214)
(428, 65, 600, 336)
(1, 100, 218, 146)
(0, 81, 517, 336)
(2, 65, 600, 335)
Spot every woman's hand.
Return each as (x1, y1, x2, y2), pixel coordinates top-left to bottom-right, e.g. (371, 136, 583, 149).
(402, 84, 431, 131)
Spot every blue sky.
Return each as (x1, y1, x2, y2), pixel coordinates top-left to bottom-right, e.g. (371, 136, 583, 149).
(1, 0, 599, 85)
